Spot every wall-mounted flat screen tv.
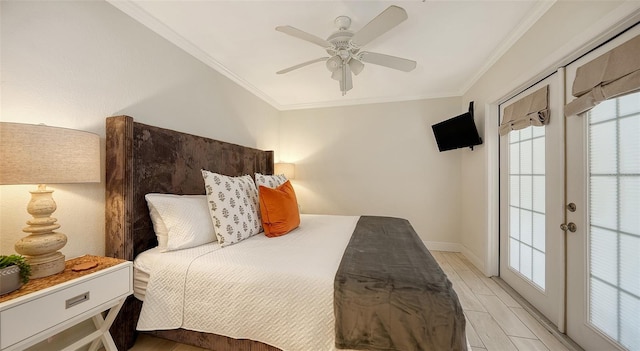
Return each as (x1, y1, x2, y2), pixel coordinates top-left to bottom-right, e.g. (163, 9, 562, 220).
(432, 101, 483, 152)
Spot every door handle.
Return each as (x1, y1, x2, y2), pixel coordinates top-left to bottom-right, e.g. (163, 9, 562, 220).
(560, 222, 577, 232)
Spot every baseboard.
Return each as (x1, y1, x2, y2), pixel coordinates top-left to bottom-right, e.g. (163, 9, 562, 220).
(460, 245, 487, 276)
(424, 242, 488, 276)
(423, 241, 462, 252)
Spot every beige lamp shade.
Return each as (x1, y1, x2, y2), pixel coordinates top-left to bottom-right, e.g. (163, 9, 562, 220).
(0, 122, 100, 278)
(275, 162, 295, 180)
(0, 122, 101, 185)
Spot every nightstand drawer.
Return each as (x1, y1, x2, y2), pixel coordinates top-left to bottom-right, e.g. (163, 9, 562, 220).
(0, 264, 130, 349)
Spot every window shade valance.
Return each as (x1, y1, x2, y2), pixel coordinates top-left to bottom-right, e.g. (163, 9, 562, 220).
(499, 85, 549, 136)
(564, 34, 640, 117)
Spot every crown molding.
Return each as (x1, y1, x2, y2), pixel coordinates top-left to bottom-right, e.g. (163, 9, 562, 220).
(277, 90, 461, 111)
(106, 0, 563, 112)
(105, 0, 463, 111)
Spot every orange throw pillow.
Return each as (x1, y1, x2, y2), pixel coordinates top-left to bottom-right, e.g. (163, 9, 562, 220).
(259, 180, 300, 237)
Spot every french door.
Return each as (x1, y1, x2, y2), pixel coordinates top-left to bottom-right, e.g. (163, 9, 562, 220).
(499, 73, 565, 328)
(565, 27, 640, 351)
(499, 25, 639, 351)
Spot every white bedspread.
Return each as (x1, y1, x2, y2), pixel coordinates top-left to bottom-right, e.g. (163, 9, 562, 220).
(136, 214, 359, 351)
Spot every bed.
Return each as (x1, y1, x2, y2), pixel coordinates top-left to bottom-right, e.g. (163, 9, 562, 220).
(105, 115, 466, 351)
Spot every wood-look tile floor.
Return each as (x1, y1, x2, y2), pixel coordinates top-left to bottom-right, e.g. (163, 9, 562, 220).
(432, 251, 573, 351)
(129, 251, 574, 351)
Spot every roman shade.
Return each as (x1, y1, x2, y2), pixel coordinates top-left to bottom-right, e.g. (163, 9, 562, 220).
(564, 34, 640, 117)
(499, 85, 549, 136)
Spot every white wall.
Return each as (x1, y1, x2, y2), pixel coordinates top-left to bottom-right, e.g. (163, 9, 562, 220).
(460, 0, 631, 273)
(3, 0, 633, 272)
(278, 1, 637, 265)
(0, 1, 279, 257)
(279, 98, 465, 248)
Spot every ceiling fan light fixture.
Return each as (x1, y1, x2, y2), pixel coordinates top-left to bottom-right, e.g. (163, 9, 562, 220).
(326, 56, 342, 72)
(349, 59, 364, 75)
(331, 69, 342, 81)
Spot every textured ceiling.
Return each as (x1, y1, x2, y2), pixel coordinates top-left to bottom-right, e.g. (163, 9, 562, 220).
(108, 1, 552, 110)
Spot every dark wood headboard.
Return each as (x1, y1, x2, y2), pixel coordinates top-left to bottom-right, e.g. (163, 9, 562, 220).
(105, 115, 274, 261)
(104, 115, 274, 350)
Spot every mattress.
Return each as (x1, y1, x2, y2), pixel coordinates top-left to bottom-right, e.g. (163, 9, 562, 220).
(134, 214, 359, 351)
(133, 242, 220, 301)
(132, 266, 149, 301)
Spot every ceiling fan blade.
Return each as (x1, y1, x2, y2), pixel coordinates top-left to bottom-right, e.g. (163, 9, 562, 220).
(277, 57, 330, 74)
(340, 63, 353, 95)
(351, 5, 408, 47)
(359, 51, 416, 72)
(276, 25, 333, 48)
(349, 59, 364, 75)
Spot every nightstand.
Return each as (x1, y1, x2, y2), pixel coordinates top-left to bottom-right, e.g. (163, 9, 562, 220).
(0, 255, 132, 351)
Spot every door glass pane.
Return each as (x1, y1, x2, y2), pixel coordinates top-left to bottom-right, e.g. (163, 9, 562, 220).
(620, 234, 640, 297)
(510, 175, 520, 206)
(621, 291, 640, 351)
(521, 245, 532, 280)
(532, 213, 545, 251)
(590, 176, 617, 229)
(590, 121, 617, 174)
(520, 140, 533, 174)
(620, 177, 640, 235)
(590, 227, 618, 286)
(590, 279, 619, 338)
(532, 176, 545, 212)
(508, 125, 545, 290)
(510, 238, 520, 269)
(619, 92, 640, 115)
(510, 207, 519, 239)
(532, 137, 545, 173)
(533, 250, 545, 290)
(619, 114, 640, 174)
(590, 98, 617, 123)
(588, 91, 640, 350)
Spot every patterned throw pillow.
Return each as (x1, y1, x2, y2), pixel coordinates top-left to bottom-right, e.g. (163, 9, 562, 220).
(255, 173, 287, 190)
(202, 170, 262, 247)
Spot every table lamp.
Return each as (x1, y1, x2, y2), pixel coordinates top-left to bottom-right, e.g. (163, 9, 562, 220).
(274, 163, 296, 180)
(0, 122, 100, 278)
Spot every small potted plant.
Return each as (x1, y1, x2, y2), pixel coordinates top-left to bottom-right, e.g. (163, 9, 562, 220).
(0, 254, 31, 295)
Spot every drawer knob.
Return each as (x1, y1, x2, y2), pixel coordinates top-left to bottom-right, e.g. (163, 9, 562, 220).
(66, 291, 90, 309)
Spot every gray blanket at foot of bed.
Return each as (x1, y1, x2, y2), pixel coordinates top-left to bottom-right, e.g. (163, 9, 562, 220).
(334, 216, 467, 351)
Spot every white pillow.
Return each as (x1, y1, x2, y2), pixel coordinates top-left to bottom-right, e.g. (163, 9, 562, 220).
(202, 170, 262, 247)
(145, 194, 216, 251)
(255, 173, 287, 189)
(147, 203, 170, 249)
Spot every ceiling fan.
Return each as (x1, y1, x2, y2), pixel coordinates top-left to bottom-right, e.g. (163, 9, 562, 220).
(276, 5, 417, 96)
